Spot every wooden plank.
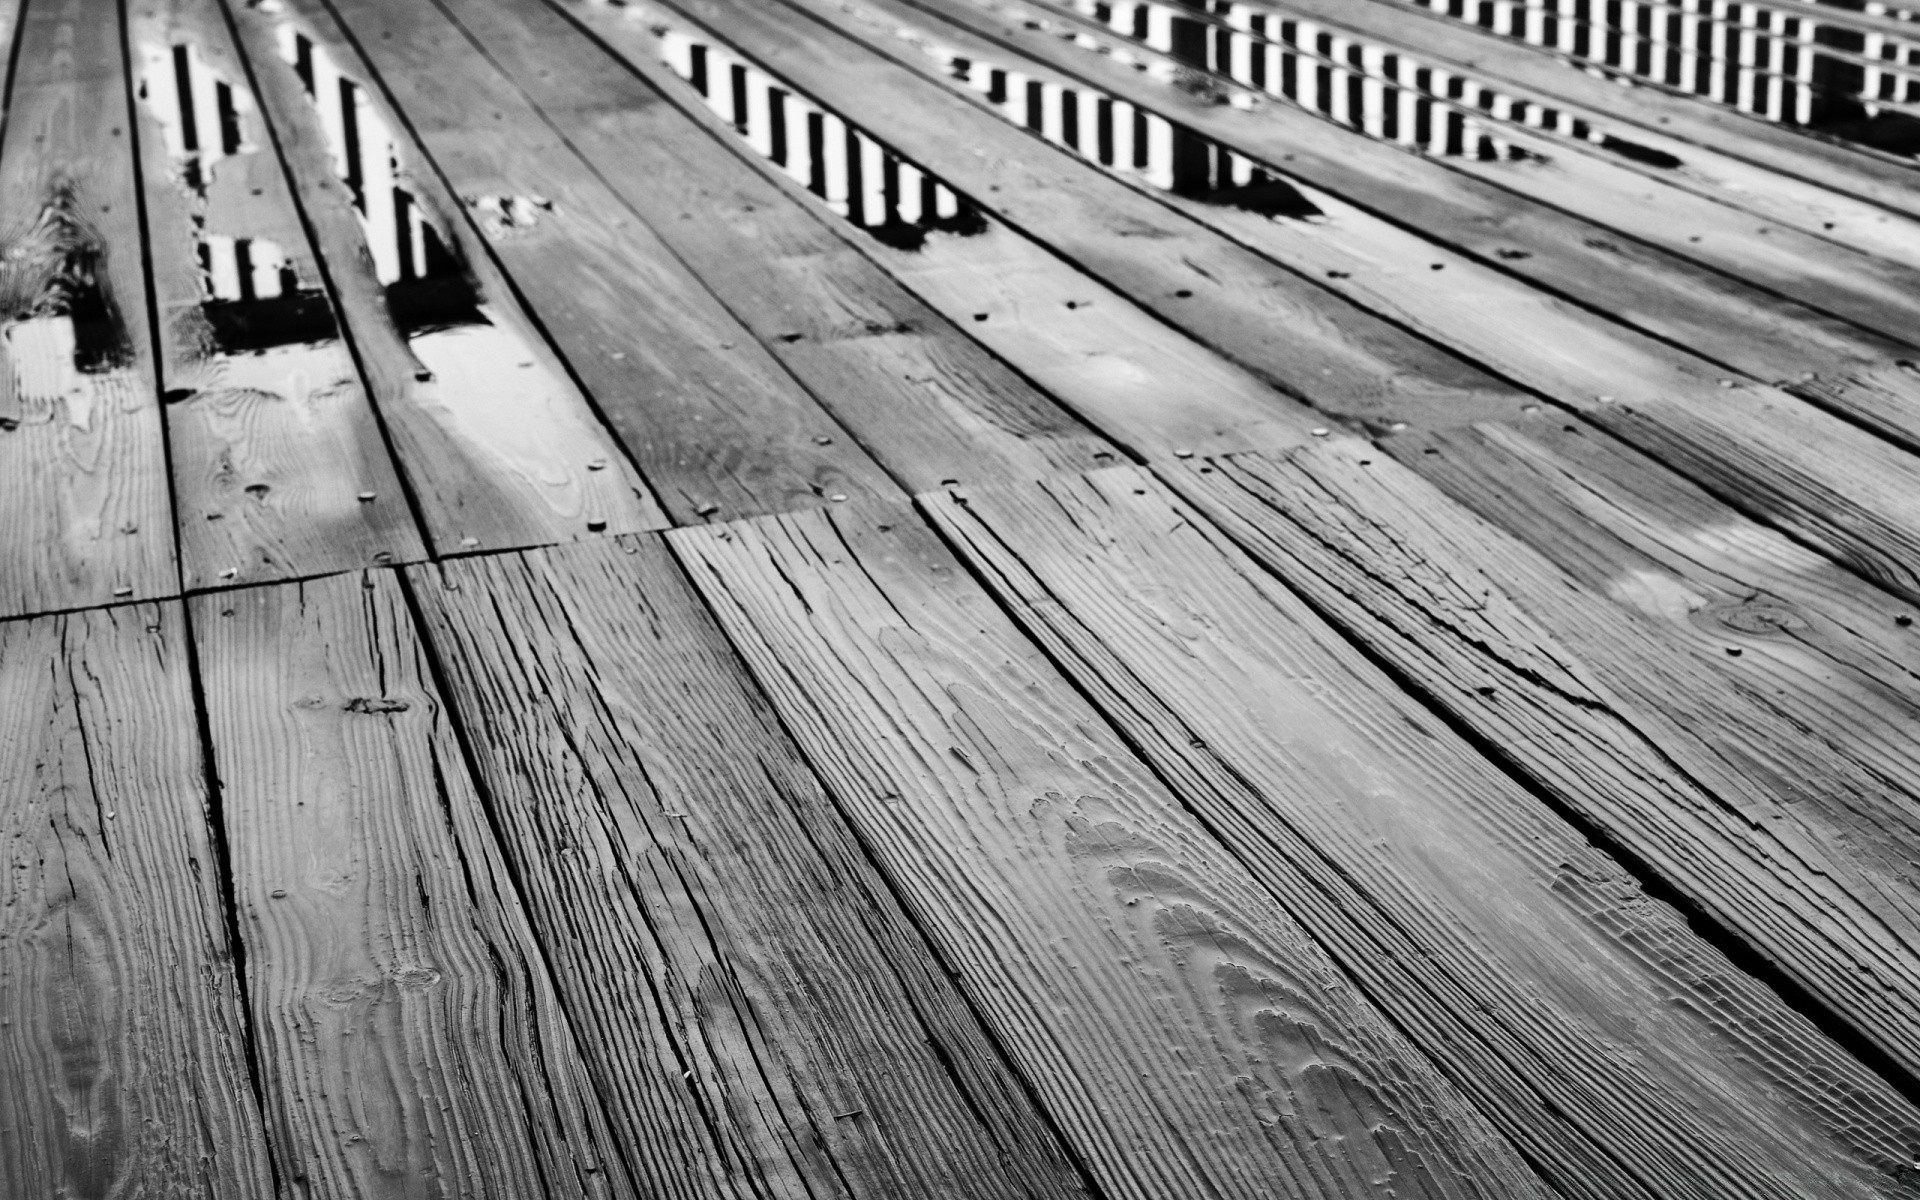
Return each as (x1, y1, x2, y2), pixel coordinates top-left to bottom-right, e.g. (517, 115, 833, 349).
(128, 0, 424, 589)
(1388, 416, 1920, 855)
(643, 0, 1920, 606)
(921, 469, 1920, 1200)
(190, 569, 635, 1200)
(1301, 0, 1920, 220)
(624, 0, 1539, 442)
(1157, 435, 1920, 1094)
(0, 0, 177, 617)
(408, 536, 1092, 1200)
(917, 0, 1920, 455)
(1034, 0, 1920, 280)
(389, 0, 1117, 493)
(220, 0, 670, 553)
(671, 504, 1551, 1200)
(0, 602, 276, 1197)
(305, 0, 900, 524)
(553, 0, 1321, 461)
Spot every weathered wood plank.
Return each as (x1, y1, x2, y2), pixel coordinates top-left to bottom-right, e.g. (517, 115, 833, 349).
(398, 0, 1116, 493)
(408, 535, 1093, 1200)
(221, 0, 670, 553)
(672, 503, 1550, 1200)
(128, 0, 424, 589)
(0, 0, 177, 616)
(306, 0, 900, 524)
(191, 569, 634, 1200)
(637, 0, 1537, 439)
(0, 603, 276, 1197)
(921, 470, 1920, 1200)
(553, 0, 1320, 461)
(1296, 0, 1920, 222)
(1157, 436, 1920, 1094)
(909, 0, 1920, 456)
(646, 0, 1920, 606)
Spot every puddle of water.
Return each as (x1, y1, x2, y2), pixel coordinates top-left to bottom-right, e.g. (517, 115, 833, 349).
(1401, 0, 1920, 156)
(657, 28, 990, 248)
(138, 38, 342, 354)
(0, 195, 131, 376)
(274, 27, 488, 334)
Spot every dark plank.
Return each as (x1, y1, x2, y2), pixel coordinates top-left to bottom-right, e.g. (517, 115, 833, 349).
(408, 536, 1092, 1200)
(672, 503, 1551, 1200)
(664, 0, 1920, 607)
(129, 0, 424, 588)
(0, 0, 177, 616)
(302, 0, 899, 524)
(912, 0, 1920, 457)
(220, 0, 670, 553)
(190, 569, 634, 1200)
(921, 470, 1920, 1200)
(554, 0, 1322, 461)
(1158, 434, 1920, 1093)
(403, 0, 1117, 493)
(0, 602, 276, 1197)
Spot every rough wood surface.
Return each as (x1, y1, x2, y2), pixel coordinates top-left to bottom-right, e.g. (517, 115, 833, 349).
(311, 0, 901, 524)
(413, 0, 1118, 492)
(0, 602, 276, 1198)
(0, 0, 177, 617)
(555, 0, 1320, 461)
(191, 569, 633, 1200)
(641, 0, 1537, 439)
(921, 469, 1920, 1200)
(911, 0, 1920, 456)
(408, 535, 1092, 1200)
(222, 0, 670, 553)
(129, 0, 424, 589)
(672, 502, 1551, 1200)
(1161, 436, 1920, 1094)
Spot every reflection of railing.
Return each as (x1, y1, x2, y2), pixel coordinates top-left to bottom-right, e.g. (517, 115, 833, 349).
(1393, 0, 1920, 147)
(660, 30, 987, 248)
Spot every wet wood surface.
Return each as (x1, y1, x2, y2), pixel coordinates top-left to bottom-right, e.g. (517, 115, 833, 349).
(222, 0, 671, 554)
(11, 0, 1920, 1193)
(0, 0, 176, 617)
(129, 0, 425, 588)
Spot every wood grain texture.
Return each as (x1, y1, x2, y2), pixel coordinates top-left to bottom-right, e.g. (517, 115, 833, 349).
(554, 0, 1320, 461)
(0, 602, 276, 1197)
(307, 0, 900, 525)
(798, 0, 1920, 605)
(129, 0, 424, 588)
(917, 0, 1920, 456)
(638, 0, 1538, 438)
(191, 569, 634, 1200)
(221, 0, 670, 554)
(671, 502, 1550, 1200)
(413, 0, 1117, 492)
(0, 0, 177, 617)
(1160, 436, 1920, 1095)
(408, 535, 1092, 1200)
(921, 469, 1920, 1200)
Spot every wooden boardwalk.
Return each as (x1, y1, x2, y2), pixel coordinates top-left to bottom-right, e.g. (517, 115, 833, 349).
(8, 0, 1920, 1194)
